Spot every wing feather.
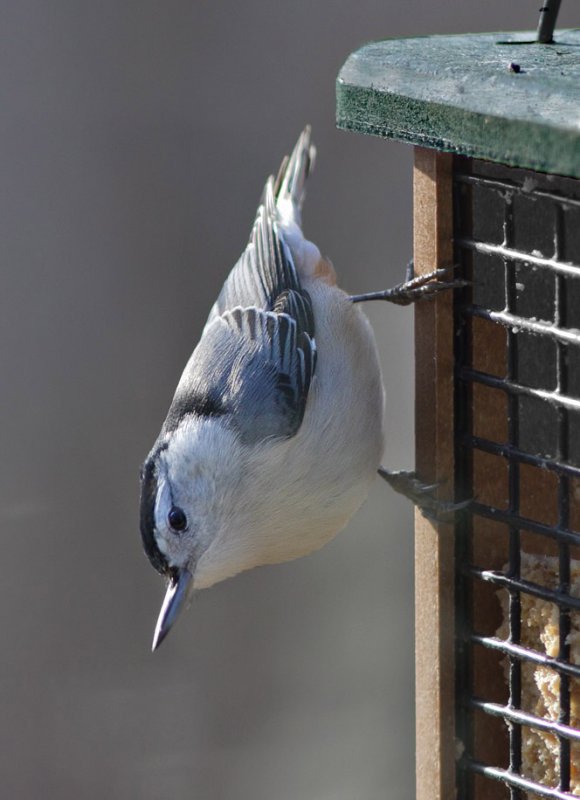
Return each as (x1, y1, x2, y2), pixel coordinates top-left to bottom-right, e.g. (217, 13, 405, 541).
(207, 179, 301, 321)
(164, 132, 317, 443)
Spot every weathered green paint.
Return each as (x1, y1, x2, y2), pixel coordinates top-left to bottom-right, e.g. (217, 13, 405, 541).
(337, 30, 580, 178)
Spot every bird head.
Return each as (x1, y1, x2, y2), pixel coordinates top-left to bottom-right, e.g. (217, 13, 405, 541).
(139, 416, 241, 650)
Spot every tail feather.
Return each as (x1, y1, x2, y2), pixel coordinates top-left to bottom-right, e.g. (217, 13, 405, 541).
(274, 126, 316, 226)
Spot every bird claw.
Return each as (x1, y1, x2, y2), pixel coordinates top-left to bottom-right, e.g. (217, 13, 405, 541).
(350, 265, 468, 306)
(385, 265, 468, 306)
(378, 467, 471, 522)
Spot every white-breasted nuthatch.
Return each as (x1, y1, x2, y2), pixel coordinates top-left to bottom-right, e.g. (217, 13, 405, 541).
(140, 127, 456, 650)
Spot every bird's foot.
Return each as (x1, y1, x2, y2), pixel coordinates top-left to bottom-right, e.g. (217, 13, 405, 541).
(350, 263, 467, 306)
(378, 467, 471, 522)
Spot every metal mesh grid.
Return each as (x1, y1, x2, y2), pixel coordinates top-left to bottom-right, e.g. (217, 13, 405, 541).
(453, 157, 580, 799)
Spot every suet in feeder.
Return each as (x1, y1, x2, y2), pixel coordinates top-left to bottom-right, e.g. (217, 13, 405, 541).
(337, 7, 580, 800)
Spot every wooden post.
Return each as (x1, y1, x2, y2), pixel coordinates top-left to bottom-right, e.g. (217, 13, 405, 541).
(413, 147, 456, 800)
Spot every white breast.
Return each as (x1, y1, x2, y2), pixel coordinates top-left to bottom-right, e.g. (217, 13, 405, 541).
(194, 276, 385, 589)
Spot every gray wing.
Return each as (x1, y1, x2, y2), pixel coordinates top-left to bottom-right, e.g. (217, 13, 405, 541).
(206, 179, 302, 321)
(163, 181, 317, 443)
(164, 302, 316, 443)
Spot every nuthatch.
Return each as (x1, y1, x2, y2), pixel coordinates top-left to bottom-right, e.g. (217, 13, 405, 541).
(140, 127, 457, 650)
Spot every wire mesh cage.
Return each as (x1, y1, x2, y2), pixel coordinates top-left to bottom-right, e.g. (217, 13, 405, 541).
(337, 13, 580, 800)
(454, 160, 580, 798)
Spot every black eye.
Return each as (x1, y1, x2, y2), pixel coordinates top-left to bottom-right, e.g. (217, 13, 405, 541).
(168, 506, 187, 532)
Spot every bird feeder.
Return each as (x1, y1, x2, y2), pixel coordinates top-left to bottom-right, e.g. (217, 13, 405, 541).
(337, 7, 580, 799)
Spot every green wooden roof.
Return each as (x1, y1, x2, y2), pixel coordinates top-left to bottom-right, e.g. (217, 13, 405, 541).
(336, 30, 580, 178)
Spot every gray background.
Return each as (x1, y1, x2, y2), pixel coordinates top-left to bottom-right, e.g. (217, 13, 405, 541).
(1, 2, 576, 798)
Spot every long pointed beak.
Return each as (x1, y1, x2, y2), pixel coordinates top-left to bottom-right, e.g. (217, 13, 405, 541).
(152, 567, 193, 652)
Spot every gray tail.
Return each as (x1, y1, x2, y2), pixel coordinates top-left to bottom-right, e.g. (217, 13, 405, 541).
(274, 126, 316, 223)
